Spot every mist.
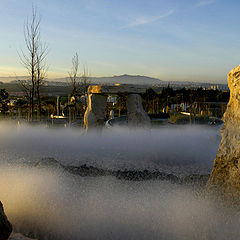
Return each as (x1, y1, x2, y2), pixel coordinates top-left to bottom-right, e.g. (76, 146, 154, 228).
(0, 122, 221, 175)
(0, 121, 234, 240)
(1, 166, 240, 240)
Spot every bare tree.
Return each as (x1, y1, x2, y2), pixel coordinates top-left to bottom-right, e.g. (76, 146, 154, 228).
(18, 80, 32, 120)
(79, 66, 90, 96)
(68, 54, 91, 122)
(68, 54, 91, 96)
(35, 43, 48, 120)
(19, 7, 48, 121)
(68, 52, 80, 97)
(67, 53, 80, 122)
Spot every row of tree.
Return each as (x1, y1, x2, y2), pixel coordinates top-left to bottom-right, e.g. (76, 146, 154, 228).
(114, 87, 230, 118)
(143, 86, 229, 115)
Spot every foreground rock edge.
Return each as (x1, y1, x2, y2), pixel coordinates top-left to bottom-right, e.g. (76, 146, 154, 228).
(207, 65, 240, 200)
(0, 201, 12, 240)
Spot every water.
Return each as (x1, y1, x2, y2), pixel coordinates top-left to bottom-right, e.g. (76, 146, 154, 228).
(1, 121, 238, 240)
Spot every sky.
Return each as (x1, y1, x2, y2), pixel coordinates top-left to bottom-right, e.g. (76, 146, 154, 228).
(0, 0, 239, 83)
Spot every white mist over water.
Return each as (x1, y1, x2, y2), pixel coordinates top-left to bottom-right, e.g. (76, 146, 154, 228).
(1, 121, 238, 240)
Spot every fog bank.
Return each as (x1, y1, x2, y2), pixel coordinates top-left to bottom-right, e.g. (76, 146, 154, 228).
(0, 122, 221, 176)
(0, 122, 231, 240)
(1, 166, 239, 240)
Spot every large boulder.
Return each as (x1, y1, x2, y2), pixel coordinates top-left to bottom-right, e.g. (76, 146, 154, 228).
(0, 201, 12, 240)
(207, 65, 240, 197)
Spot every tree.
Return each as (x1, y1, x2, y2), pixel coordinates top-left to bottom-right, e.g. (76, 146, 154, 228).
(79, 66, 90, 96)
(0, 89, 9, 114)
(35, 43, 48, 120)
(115, 94, 127, 117)
(68, 53, 90, 121)
(19, 7, 48, 121)
(68, 53, 80, 97)
(15, 98, 28, 118)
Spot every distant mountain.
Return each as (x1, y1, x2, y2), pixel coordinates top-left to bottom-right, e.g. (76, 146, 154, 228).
(0, 75, 228, 90)
(0, 74, 162, 85)
(0, 76, 28, 82)
(44, 74, 162, 85)
(90, 74, 163, 85)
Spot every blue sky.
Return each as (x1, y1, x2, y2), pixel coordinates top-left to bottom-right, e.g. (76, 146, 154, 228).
(0, 0, 239, 83)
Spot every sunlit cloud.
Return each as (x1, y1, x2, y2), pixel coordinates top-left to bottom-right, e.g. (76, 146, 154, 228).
(196, 0, 215, 7)
(121, 10, 174, 29)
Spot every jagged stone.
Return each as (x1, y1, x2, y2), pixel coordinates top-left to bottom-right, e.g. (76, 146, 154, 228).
(0, 201, 12, 240)
(84, 94, 107, 130)
(207, 65, 240, 197)
(127, 94, 151, 128)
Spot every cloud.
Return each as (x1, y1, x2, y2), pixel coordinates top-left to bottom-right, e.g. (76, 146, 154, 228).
(196, 0, 215, 7)
(121, 10, 174, 29)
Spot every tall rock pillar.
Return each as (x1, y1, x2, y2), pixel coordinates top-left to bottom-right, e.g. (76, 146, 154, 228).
(84, 94, 107, 131)
(127, 94, 151, 128)
(207, 65, 240, 195)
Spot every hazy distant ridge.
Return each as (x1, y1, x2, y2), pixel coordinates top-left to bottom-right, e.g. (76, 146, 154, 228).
(0, 75, 228, 89)
(0, 74, 162, 85)
(90, 74, 162, 85)
(46, 74, 163, 85)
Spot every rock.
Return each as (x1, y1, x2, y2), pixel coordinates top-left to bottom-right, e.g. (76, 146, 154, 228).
(84, 94, 107, 131)
(84, 85, 151, 130)
(183, 174, 210, 186)
(35, 157, 63, 169)
(207, 65, 240, 197)
(9, 233, 37, 240)
(0, 201, 12, 240)
(35, 158, 66, 175)
(115, 169, 180, 182)
(127, 94, 151, 128)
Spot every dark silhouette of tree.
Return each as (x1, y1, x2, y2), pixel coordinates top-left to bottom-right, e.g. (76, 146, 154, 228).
(116, 95, 127, 117)
(0, 89, 9, 114)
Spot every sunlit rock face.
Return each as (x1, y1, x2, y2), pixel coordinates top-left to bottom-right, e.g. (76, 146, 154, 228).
(0, 201, 12, 240)
(84, 94, 107, 131)
(127, 94, 151, 128)
(207, 65, 240, 196)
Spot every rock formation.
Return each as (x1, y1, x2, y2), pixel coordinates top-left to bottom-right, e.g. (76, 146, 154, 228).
(127, 94, 151, 128)
(84, 85, 151, 131)
(0, 201, 12, 240)
(84, 94, 107, 131)
(207, 65, 240, 196)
